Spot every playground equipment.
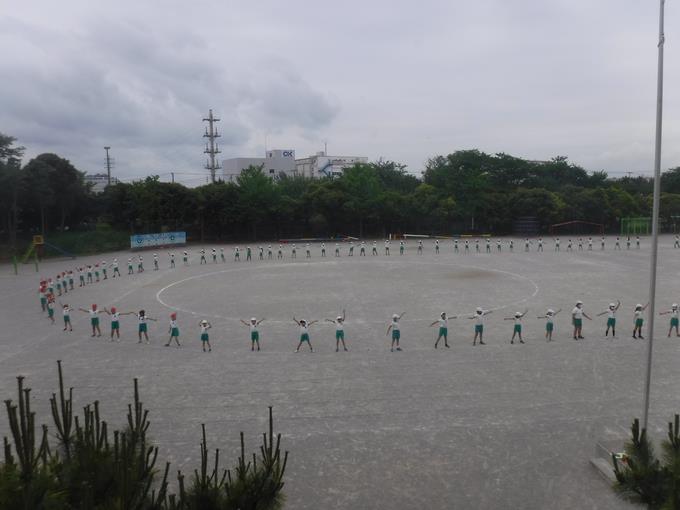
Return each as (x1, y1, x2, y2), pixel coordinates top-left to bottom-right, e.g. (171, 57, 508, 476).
(20, 235, 75, 266)
(549, 220, 605, 236)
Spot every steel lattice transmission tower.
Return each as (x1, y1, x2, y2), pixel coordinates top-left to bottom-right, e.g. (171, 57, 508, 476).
(203, 109, 221, 183)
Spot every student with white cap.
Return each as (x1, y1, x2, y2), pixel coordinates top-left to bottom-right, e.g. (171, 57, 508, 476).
(504, 309, 528, 344)
(326, 310, 348, 352)
(386, 312, 405, 351)
(596, 300, 621, 338)
(571, 301, 592, 340)
(240, 317, 265, 351)
(537, 308, 561, 342)
(660, 304, 680, 337)
(632, 302, 649, 339)
(294, 317, 318, 352)
(199, 319, 212, 352)
(469, 307, 492, 346)
(429, 312, 457, 349)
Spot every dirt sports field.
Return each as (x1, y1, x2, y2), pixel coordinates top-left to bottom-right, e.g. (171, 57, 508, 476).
(3, 236, 678, 508)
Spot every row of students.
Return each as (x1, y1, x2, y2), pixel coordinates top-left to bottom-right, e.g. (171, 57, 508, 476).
(42, 299, 679, 351)
(38, 232, 651, 307)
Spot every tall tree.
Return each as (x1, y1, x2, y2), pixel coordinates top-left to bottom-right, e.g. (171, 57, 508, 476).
(0, 134, 26, 248)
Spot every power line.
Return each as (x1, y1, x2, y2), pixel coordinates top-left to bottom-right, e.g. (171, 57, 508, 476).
(203, 109, 221, 183)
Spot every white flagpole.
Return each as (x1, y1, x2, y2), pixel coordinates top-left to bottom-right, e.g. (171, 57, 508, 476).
(642, 0, 666, 431)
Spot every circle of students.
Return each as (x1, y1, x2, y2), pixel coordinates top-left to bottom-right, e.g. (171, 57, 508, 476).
(36, 235, 680, 352)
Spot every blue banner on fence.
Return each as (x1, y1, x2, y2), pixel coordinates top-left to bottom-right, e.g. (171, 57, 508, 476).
(130, 232, 186, 249)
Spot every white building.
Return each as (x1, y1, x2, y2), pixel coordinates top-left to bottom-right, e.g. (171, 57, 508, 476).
(295, 152, 368, 178)
(222, 149, 296, 182)
(85, 173, 118, 193)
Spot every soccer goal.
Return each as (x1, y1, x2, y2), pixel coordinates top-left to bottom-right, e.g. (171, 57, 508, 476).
(620, 217, 651, 235)
(549, 220, 604, 236)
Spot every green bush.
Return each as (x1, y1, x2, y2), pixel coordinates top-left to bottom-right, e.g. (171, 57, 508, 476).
(1, 361, 288, 509)
(613, 416, 680, 509)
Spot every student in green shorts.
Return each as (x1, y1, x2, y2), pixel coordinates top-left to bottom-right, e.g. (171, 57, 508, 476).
(596, 300, 621, 338)
(632, 303, 649, 339)
(56, 275, 63, 296)
(103, 306, 133, 341)
(660, 304, 680, 338)
(183, 251, 189, 266)
(305, 244, 311, 258)
(386, 312, 405, 352)
(46, 298, 56, 324)
(469, 307, 492, 346)
(79, 303, 102, 337)
(430, 312, 456, 348)
(326, 309, 347, 352)
(291, 244, 297, 258)
(246, 246, 252, 261)
(68, 270, 75, 289)
(504, 309, 528, 344)
(294, 317, 317, 352)
(94, 264, 100, 282)
(137, 310, 156, 344)
(234, 247, 240, 261)
(400, 241, 405, 255)
(360, 242, 366, 256)
(39, 283, 47, 312)
(101, 261, 108, 279)
(348, 242, 354, 256)
(241, 317, 265, 351)
(165, 312, 181, 347)
(571, 301, 592, 340)
(321, 243, 326, 257)
(127, 258, 134, 275)
(537, 308, 561, 342)
(60, 303, 73, 331)
(335, 243, 340, 257)
(199, 320, 212, 352)
(112, 259, 120, 277)
(220, 248, 226, 262)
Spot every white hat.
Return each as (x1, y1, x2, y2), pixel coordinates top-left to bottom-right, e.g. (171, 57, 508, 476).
(392, 314, 399, 319)
(576, 300, 583, 305)
(636, 304, 642, 309)
(250, 317, 257, 322)
(337, 316, 343, 321)
(609, 303, 616, 308)
(673, 303, 678, 309)
(547, 309, 554, 315)
(515, 312, 522, 317)
(476, 307, 483, 313)
(201, 319, 208, 325)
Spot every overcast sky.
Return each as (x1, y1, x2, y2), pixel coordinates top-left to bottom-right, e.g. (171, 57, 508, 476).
(1, 0, 678, 185)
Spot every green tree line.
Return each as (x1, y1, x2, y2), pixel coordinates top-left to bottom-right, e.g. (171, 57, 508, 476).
(3, 133, 680, 252)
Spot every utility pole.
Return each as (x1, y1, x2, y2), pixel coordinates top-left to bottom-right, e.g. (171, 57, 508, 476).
(642, 0, 666, 431)
(171, 172, 175, 184)
(203, 109, 221, 183)
(104, 146, 112, 185)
